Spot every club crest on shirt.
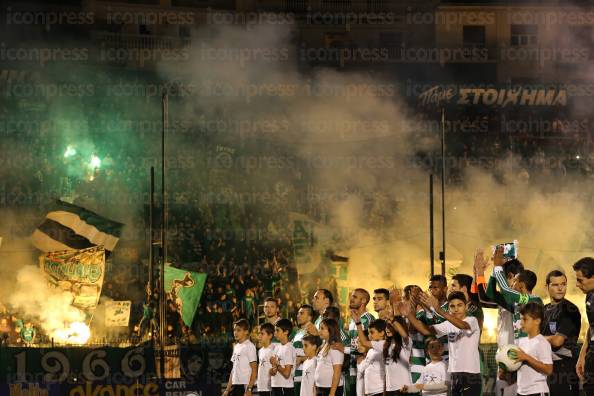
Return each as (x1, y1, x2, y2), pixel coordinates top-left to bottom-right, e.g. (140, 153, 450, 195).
(448, 332, 458, 343)
(424, 373, 442, 384)
(549, 322, 557, 334)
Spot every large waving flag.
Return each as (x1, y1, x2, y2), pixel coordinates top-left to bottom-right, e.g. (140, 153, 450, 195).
(32, 200, 124, 253)
(40, 246, 106, 311)
(164, 266, 207, 327)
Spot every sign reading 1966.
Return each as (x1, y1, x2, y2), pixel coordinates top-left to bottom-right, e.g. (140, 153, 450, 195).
(0, 346, 155, 384)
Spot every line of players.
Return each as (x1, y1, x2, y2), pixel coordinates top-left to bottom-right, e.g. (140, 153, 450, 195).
(223, 247, 594, 396)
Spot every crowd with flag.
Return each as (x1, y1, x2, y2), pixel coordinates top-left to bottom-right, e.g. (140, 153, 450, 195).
(0, 198, 297, 347)
(0, 200, 195, 345)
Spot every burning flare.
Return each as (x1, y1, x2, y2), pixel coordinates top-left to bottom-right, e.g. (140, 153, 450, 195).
(53, 322, 91, 345)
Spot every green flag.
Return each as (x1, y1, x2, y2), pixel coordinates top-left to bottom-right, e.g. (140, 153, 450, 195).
(164, 267, 207, 327)
(40, 246, 105, 312)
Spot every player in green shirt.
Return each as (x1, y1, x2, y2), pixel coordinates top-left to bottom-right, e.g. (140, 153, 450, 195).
(312, 288, 333, 332)
(403, 285, 428, 384)
(416, 275, 450, 366)
(416, 275, 449, 327)
(486, 249, 542, 341)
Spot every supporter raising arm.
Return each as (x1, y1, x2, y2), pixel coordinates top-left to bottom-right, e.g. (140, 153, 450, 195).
(486, 247, 539, 306)
(405, 294, 470, 335)
(486, 246, 543, 342)
(403, 292, 482, 396)
(473, 248, 506, 310)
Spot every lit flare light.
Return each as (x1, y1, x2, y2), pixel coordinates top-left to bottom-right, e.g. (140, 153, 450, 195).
(53, 322, 91, 345)
(89, 155, 101, 170)
(88, 154, 101, 181)
(64, 145, 77, 158)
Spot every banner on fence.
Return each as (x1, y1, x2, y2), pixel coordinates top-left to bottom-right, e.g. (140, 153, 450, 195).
(104, 300, 131, 327)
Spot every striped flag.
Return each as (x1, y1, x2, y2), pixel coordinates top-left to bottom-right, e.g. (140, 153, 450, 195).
(32, 200, 124, 253)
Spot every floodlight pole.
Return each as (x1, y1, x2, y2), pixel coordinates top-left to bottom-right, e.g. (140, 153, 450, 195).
(159, 92, 168, 380)
(440, 108, 446, 276)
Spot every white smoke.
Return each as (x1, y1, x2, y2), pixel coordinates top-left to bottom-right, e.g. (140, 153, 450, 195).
(9, 265, 89, 344)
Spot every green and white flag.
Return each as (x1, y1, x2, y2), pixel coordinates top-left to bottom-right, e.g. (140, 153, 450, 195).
(39, 246, 105, 311)
(290, 212, 319, 274)
(164, 267, 207, 327)
(32, 200, 124, 253)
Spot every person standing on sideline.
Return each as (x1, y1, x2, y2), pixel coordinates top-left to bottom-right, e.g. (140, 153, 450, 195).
(322, 305, 351, 389)
(542, 270, 581, 396)
(300, 335, 322, 396)
(401, 338, 449, 396)
(293, 305, 316, 395)
(258, 323, 278, 396)
(348, 289, 375, 396)
(372, 288, 391, 319)
(416, 276, 450, 363)
(315, 318, 345, 396)
(223, 319, 257, 396)
(405, 292, 482, 396)
(486, 247, 543, 343)
(264, 298, 282, 325)
(474, 248, 524, 396)
(271, 319, 297, 396)
(404, 285, 426, 384)
(451, 274, 484, 331)
(357, 319, 387, 396)
(312, 289, 334, 331)
(573, 257, 594, 396)
(510, 302, 553, 396)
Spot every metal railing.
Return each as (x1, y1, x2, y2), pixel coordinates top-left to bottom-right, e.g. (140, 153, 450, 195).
(284, 0, 308, 11)
(254, 0, 407, 13)
(92, 31, 191, 50)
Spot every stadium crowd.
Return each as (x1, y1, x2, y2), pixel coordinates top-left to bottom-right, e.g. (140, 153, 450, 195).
(2, 95, 594, 350)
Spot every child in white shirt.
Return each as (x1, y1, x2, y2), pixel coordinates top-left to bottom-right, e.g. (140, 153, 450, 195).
(509, 302, 553, 396)
(257, 323, 277, 396)
(223, 319, 258, 396)
(406, 291, 481, 396)
(357, 319, 386, 396)
(401, 338, 449, 396)
(300, 335, 322, 396)
(315, 318, 345, 396)
(270, 319, 297, 396)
